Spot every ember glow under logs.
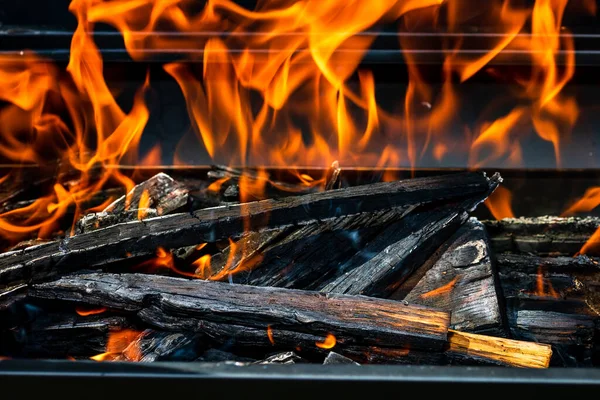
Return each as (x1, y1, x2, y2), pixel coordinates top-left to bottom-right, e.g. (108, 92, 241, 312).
(1, 0, 600, 376)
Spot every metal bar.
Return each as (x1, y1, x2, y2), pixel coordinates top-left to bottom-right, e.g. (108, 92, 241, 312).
(1, 360, 600, 397)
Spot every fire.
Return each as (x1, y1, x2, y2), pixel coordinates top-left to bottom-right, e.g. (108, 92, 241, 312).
(419, 277, 459, 299)
(90, 329, 143, 362)
(137, 190, 151, 220)
(75, 306, 107, 316)
(0, 0, 591, 253)
(315, 333, 337, 349)
(561, 188, 600, 255)
(192, 254, 212, 279)
(533, 266, 559, 298)
(484, 186, 515, 220)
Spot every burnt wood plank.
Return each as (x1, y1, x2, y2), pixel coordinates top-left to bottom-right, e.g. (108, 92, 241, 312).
(483, 216, 600, 256)
(317, 198, 482, 297)
(393, 218, 505, 336)
(29, 272, 451, 351)
(0, 172, 500, 293)
(219, 209, 403, 289)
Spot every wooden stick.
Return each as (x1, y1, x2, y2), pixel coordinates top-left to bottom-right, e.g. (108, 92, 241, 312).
(445, 329, 552, 368)
(0, 172, 500, 293)
(29, 272, 451, 351)
(393, 218, 505, 336)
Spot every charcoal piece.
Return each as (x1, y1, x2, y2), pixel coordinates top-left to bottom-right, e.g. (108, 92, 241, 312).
(132, 330, 202, 362)
(30, 272, 451, 352)
(394, 218, 505, 336)
(76, 173, 189, 233)
(323, 351, 360, 365)
(254, 351, 305, 364)
(0, 172, 500, 295)
(483, 216, 600, 256)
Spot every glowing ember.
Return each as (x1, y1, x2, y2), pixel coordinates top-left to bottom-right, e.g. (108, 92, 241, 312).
(137, 189, 151, 220)
(75, 306, 107, 316)
(419, 277, 459, 299)
(90, 330, 143, 362)
(267, 326, 275, 346)
(315, 334, 337, 349)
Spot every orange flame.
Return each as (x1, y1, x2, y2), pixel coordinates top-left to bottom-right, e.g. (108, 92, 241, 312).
(267, 325, 275, 346)
(419, 277, 459, 299)
(137, 190, 151, 220)
(562, 187, 600, 217)
(561, 187, 600, 255)
(90, 329, 143, 362)
(75, 306, 108, 317)
(533, 266, 559, 298)
(0, 0, 591, 255)
(578, 229, 600, 256)
(316, 333, 337, 349)
(484, 186, 515, 220)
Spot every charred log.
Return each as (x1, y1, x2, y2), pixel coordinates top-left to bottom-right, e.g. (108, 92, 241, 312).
(30, 272, 451, 351)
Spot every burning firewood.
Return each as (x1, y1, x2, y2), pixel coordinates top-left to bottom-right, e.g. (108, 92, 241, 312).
(29, 272, 451, 352)
(27, 272, 553, 368)
(392, 218, 505, 336)
(0, 172, 500, 295)
(76, 173, 189, 233)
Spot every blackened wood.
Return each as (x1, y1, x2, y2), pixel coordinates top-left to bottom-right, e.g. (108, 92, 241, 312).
(394, 218, 505, 336)
(495, 253, 599, 366)
(512, 310, 595, 346)
(0, 172, 499, 293)
(495, 253, 600, 314)
(30, 273, 451, 351)
(16, 313, 134, 358)
(483, 216, 600, 256)
(221, 209, 403, 289)
(83, 302, 549, 367)
(76, 173, 188, 233)
(128, 330, 202, 362)
(318, 199, 478, 297)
